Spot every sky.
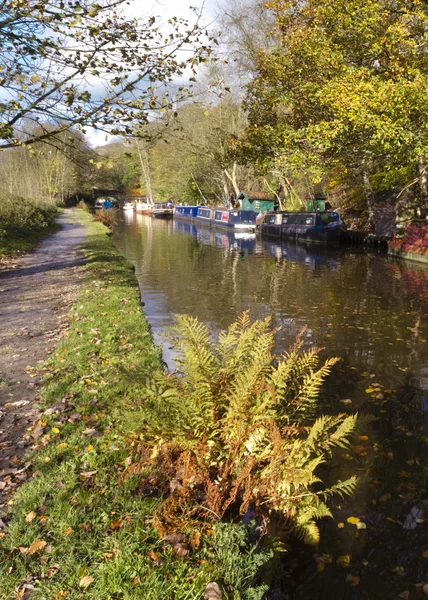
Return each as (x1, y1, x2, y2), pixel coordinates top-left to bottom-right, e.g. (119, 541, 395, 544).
(87, 0, 221, 147)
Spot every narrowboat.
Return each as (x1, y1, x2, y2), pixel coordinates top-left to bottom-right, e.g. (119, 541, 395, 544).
(211, 208, 257, 231)
(136, 200, 152, 214)
(260, 211, 345, 243)
(194, 206, 215, 226)
(122, 200, 134, 211)
(150, 202, 174, 219)
(173, 205, 200, 219)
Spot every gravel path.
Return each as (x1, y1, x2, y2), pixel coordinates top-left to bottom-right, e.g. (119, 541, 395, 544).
(0, 209, 86, 501)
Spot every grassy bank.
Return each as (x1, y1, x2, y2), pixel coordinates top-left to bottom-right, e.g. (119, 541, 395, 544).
(0, 199, 60, 257)
(0, 212, 271, 599)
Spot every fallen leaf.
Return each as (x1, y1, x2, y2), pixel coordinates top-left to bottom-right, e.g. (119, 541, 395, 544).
(423, 583, 428, 595)
(346, 574, 360, 586)
(25, 511, 37, 523)
(337, 522, 345, 529)
(110, 518, 123, 530)
(204, 582, 222, 600)
(28, 540, 47, 555)
(337, 554, 352, 568)
(399, 592, 410, 600)
(191, 531, 201, 549)
(63, 527, 74, 536)
(347, 516, 360, 525)
(423, 550, 428, 558)
(356, 522, 367, 530)
(173, 542, 190, 557)
(148, 549, 161, 561)
(79, 575, 94, 589)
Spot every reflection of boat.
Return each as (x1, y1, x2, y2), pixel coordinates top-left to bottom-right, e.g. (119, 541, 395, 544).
(260, 211, 345, 243)
(173, 220, 198, 236)
(175, 220, 343, 270)
(150, 202, 174, 219)
(123, 201, 134, 211)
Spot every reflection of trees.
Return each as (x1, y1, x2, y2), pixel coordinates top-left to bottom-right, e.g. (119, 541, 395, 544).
(113, 219, 428, 391)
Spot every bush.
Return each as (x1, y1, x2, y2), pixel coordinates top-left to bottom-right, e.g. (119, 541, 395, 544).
(0, 196, 59, 240)
(92, 208, 117, 228)
(133, 313, 369, 544)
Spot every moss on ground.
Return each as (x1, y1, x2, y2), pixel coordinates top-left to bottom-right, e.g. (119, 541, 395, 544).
(0, 212, 270, 600)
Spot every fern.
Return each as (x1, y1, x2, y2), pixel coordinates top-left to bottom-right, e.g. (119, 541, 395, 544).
(134, 312, 366, 546)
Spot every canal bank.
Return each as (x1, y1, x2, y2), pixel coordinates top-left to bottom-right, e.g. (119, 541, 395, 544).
(0, 210, 274, 599)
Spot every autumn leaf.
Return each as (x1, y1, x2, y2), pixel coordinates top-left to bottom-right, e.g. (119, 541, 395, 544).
(63, 527, 74, 536)
(28, 539, 47, 555)
(110, 518, 123, 530)
(346, 574, 360, 586)
(79, 575, 94, 589)
(191, 531, 201, 549)
(25, 511, 37, 523)
(337, 554, 352, 568)
(346, 516, 360, 525)
(148, 549, 161, 561)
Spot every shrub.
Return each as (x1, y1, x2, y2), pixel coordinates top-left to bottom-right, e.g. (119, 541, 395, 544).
(92, 208, 117, 228)
(76, 199, 91, 212)
(0, 196, 58, 239)
(133, 313, 368, 544)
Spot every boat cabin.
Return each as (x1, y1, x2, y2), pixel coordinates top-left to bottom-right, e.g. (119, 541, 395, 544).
(261, 211, 345, 243)
(236, 191, 276, 213)
(173, 205, 200, 219)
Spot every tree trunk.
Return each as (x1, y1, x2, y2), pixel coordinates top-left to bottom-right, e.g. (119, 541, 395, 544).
(418, 155, 428, 218)
(362, 171, 375, 230)
(223, 163, 240, 197)
(135, 140, 153, 203)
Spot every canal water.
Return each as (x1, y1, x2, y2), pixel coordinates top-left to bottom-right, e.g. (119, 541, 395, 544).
(112, 213, 428, 598)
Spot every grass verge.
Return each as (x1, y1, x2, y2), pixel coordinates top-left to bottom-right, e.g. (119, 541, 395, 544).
(0, 211, 271, 600)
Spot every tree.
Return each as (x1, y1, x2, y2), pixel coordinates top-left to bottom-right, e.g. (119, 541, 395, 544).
(242, 0, 428, 220)
(0, 0, 212, 150)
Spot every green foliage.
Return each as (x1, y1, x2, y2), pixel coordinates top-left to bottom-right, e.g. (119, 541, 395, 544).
(0, 197, 59, 255)
(137, 312, 362, 544)
(242, 0, 428, 208)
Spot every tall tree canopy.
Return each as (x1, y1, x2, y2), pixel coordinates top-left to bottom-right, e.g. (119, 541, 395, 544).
(0, 0, 211, 149)
(243, 0, 428, 216)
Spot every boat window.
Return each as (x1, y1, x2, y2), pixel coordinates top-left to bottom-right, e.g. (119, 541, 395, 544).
(266, 214, 277, 224)
(215, 211, 222, 220)
(305, 216, 314, 225)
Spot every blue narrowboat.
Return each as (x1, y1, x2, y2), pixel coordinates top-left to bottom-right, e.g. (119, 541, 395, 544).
(260, 211, 345, 243)
(194, 206, 215, 225)
(173, 205, 200, 219)
(212, 208, 257, 231)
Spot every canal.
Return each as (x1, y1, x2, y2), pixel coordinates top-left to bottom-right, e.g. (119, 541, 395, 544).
(112, 212, 428, 598)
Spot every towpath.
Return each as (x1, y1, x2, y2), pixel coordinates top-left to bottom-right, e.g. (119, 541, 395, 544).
(0, 209, 86, 502)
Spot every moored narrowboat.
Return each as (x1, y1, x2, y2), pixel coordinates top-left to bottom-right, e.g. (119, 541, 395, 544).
(173, 205, 200, 219)
(212, 208, 257, 231)
(260, 211, 345, 243)
(136, 200, 152, 214)
(150, 202, 174, 219)
(194, 206, 215, 225)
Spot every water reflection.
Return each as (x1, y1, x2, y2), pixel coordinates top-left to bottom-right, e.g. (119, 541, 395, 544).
(112, 212, 428, 598)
